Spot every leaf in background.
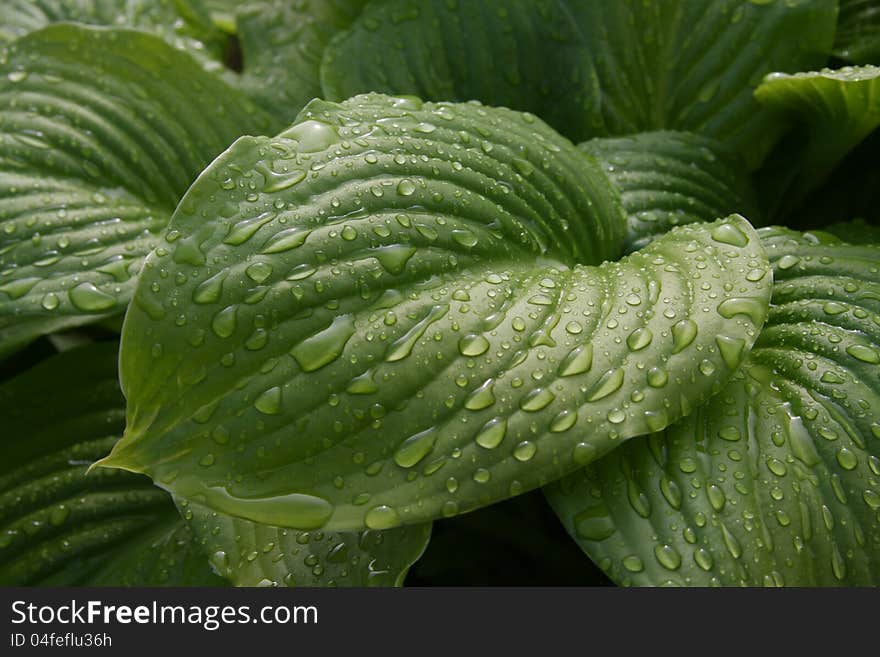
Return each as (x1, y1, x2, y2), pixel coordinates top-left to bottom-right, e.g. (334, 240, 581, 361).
(0, 24, 276, 358)
(547, 228, 880, 586)
(824, 218, 880, 244)
(0, 0, 227, 69)
(834, 0, 880, 64)
(102, 94, 770, 532)
(181, 499, 431, 586)
(321, 0, 837, 166)
(581, 131, 758, 252)
(755, 65, 880, 220)
(0, 342, 223, 586)
(228, 0, 369, 124)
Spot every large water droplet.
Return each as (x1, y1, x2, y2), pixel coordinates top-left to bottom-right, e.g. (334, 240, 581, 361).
(290, 315, 356, 371)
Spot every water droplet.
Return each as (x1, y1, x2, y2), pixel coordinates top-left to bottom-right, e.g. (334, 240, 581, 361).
(246, 261, 273, 283)
(225, 212, 275, 245)
(41, 292, 59, 310)
(264, 169, 306, 193)
(572, 442, 598, 465)
(290, 315, 356, 371)
(281, 120, 339, 153)
(654, 544, 682, 570)
(717, 297, 766, 324)
(386, 304, 448, 361)
(261, 227, 311, 253)
(393, 427, 437, 467)
(68, 282, 116, 311)
(574, 504, 615, 541)
(212, 305, 237, 338)
(464, 379, 496, 410)
(711, 222, 749, 247)
(459, 333, 490, 357)
(550, 409, 577, 433)
(193, 270, 228, 304)
(777, 254, 801, 270)
(622, 555, 644, 573)
(48, 505, 70, 526)
(451, 229, 478, 248)
(693, 548, 714, 571)
(520, 387, 555, 411)
(373, 244, 416, 274)
(587, 368, 624, 401)
(646, 367, 668, 388)
(836, 447, 858, 470)
(475, 417, 507, 449)
(822, 301, 847, 316)
(396, 179, 416, 196)
(715, 335, 746, 369)
(707, 484, 726, 511)
(627, 327, 653, 351)
(255, 386, 282, 415)
(513, 441, 537, 462)
(472, 468, 491, 483)
(365, 505, 401, 530)
(671, 319, 698, 353)
(559, 344, 593, 376)
(846, 344, 879, 364)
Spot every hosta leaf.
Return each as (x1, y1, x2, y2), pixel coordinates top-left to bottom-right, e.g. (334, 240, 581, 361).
(321, 0, 836, 166)
(581, 131, 758, 252)
(101, 94, 771, 532)
(0, 342, 223, 586)
(181, 499, 431, 586)
(825, 218, 880, 244)
(0, 0, 227, 68)
(231, 0, 369, 124)
(547, 229, 880, 586)
(834, 0, 880, 64)
(755, 65, 880, 219)
(0, 24, 276, 358)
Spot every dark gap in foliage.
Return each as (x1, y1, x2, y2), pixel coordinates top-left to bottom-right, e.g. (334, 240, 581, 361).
(407, 491, 613, 586)
(0, 337, 56, 384)
(224, 33, 243, 73)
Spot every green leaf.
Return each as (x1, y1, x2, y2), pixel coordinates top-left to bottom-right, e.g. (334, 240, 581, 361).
(547, 228, 880, 586)
(581, 131, 758, 252)
(824, 218, 880, 244)
(0, 24, 276, 358)
(0, 342, 223, 586)
(0, 0, 227, 67)
(229, 0, 369, 124)
(755, 65, 880, 219)
(834, 0, 880, 64)
(181, 499, 431, 586)
(321, 0, 837, 166)
(101, 94, 771, 532)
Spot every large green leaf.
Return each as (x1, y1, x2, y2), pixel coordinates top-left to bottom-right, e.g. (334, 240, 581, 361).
(0, 342, 223, 586)
(0, 0, 226, 67)
(321, 0, 837, 166)
(834, 0, 880, 64)
(101, 94, 771, 532)
(547, 228, 880, 586)
(181, 499, 431, 586)
(755, 65, 880, 219)
(581, 131, 758, 252)
(0, 24, 276, 358)
(230, 0, 369, 124)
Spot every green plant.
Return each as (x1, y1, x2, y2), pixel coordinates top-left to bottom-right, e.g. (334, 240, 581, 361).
(1, 0, 878, 587)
